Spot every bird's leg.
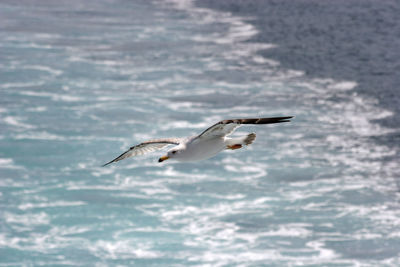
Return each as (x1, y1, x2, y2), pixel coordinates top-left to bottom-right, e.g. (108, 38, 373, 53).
(227, 144, 242, 150)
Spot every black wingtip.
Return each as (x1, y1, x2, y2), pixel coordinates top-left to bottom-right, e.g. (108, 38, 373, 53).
(253, 116, 294, 124)
(279, 116, 294, 123)
(101, 161, 113, 167)
(276, 116, 291, 120)
(279, 116, 294, 121)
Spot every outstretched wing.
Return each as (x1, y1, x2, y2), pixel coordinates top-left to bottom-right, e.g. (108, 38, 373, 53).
(102, 138, 182, 166)
(196, 117, 293, 139)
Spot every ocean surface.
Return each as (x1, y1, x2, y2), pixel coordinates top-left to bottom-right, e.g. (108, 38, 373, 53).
(1, 0, 399, 266)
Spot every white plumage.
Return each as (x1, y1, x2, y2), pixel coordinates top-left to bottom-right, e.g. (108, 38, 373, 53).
(102, 116, 292, 166)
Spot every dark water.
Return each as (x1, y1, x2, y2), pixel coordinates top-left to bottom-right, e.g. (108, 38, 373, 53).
(198, 0, 400, 128)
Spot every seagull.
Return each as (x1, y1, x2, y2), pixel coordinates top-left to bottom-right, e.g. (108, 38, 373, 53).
(102, 116, 292, 166)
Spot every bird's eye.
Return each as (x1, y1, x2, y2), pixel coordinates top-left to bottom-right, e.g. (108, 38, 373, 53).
(172, 151, 177, 154)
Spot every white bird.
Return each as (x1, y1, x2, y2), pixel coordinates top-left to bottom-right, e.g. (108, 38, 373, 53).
(102, 116, 292, 166)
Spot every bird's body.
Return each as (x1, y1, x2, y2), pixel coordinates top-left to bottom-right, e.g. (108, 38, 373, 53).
(173, 136, 225, 162)
(102, 116, 292, 166)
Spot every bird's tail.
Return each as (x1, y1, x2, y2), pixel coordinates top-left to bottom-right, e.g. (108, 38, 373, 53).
(243, 133, 256, 145)
(225, 133, 256, 149)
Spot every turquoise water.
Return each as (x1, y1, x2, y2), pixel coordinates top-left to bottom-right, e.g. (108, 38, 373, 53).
(1, 0, 400, 266)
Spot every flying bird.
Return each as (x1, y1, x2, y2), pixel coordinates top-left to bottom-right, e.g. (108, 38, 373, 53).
(102, 116, 292, 166)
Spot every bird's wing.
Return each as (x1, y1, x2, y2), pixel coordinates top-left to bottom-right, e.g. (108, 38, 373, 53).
(102, 138, 182, 166)
(195, 117, 293, 139)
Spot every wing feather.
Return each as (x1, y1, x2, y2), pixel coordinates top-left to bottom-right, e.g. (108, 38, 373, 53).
(196, 116, 293, 139)
(102, 138, 181, 166)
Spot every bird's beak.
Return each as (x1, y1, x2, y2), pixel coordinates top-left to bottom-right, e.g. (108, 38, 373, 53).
(158, 155, 169, 163)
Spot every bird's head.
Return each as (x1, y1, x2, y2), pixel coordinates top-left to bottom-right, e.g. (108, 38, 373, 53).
(158, 146, 183, 163)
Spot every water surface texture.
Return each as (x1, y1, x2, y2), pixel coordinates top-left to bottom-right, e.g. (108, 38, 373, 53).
(1, 0, 399, 266)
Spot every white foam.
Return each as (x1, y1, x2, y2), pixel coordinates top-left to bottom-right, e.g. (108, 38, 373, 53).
(2, 116, 35, 129)
(89, 240, 161, 259)
(222, 157, 267, 180)
(140, 186, 174, 196)
(5, 211, 50, 226)
(34, 33, 62, 39)
(205, 193, 246, 200)
(49, 225, 91, 236)
(94, 60, 125, 66)
(23, 42, 54, 49)
(328, 81, 358, 91)
(1, 77, 43, 88)
(0, 158, 16, 169)
(26, 106, 47, 112)
(261, 224, 312, 238)
(22, 65, 63, 76)
(164, 101, 204, 111)
(159, 120, 207, 131)
(306, 241, 338, 260)
(187, 250, 280, 266)
(166, 0, 278, 70)
(19, 91, 83, 102)
(14, 131, 66, 141)
(252, 55, 280, 66)
(0, 158, 24, 169)
(18, 201, 86, 210)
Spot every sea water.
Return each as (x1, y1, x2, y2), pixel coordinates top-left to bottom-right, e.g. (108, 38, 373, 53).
(1, 0, 399, 266)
